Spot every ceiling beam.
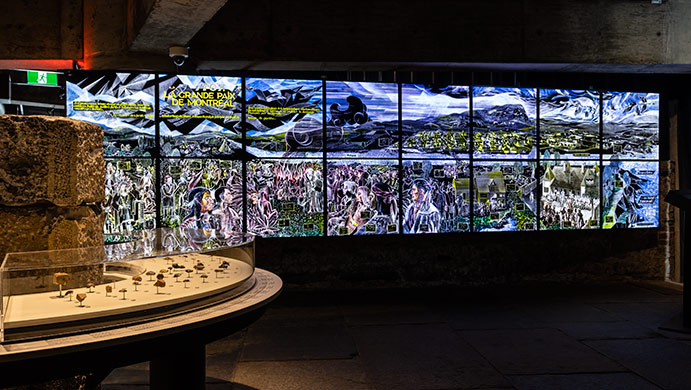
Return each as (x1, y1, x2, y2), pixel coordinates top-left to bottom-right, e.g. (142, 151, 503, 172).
(129, 0, 228, 54)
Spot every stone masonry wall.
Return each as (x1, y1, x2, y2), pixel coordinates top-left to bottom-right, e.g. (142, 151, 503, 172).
(0, 115, 105, 294)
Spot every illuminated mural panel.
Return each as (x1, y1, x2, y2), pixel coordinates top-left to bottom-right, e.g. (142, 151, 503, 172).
(66, 71, 661, 236)
(244, 78, 323, 158)
(327, 160, 399, 235)
(472, 87, 537, 159)
(401, 84, 470, 159)
(246, 159, 324, 237)
(159, 75, 242, 157)
(539, 89, 600, 160)
(603, 91, 659, 160)
(67, 72, 156, 157)
(603, 161, 659, 228)
(159, 159, 244, 240)
(539, 161, 600, 230)
(402, 160, 470, 233)
(473, 161, 538, 232)
(326, 81, 399, 158)
(104, 159, 156, 234)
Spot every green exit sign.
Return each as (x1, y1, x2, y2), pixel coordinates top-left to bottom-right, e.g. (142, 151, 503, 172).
(27, 71, 57, 86)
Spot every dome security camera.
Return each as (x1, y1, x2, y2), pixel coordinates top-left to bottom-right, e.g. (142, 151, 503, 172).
(169, 46, 189, 67)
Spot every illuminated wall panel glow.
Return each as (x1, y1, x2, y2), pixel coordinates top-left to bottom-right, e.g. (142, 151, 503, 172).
(65, 71, 659, 236)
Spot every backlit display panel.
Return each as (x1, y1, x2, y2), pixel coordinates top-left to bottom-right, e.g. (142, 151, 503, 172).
(402, 160, 471, 233)
(326, 81, 399, 158)
(246, 159, 324, 237)
(327, 160, 399, 235)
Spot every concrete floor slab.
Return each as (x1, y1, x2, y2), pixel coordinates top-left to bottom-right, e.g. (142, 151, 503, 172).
(101, 362, 149, 386)
(522, 302, 619, 324)
(553, 321, 660, 340)
(446, 303, 539, 330)
(241, 323, 357, 361)
(575, 284, 681, 304)
(251, 305, 344, 327)
(340, 303, 445, 326)
(99, 283, 691, 390)
(593, 302, 682, 328)
(350, 323, 510, 390)
(232, 359, 373, 390)
(459, 328, 623, 375)
(206, 330, 246, 356)
(585, 338, 691, 390)
(508, 373, 660, 390)
(207, 352, 244, 383)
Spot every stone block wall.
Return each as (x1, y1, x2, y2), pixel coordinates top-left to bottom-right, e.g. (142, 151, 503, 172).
(0, 115, 104, 207)
(0, 115, 105, 294)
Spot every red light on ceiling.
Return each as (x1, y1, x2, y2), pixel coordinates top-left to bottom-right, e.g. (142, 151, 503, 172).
(0, 59, 82, 71)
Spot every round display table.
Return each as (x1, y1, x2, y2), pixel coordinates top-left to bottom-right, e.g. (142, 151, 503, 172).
(0, 268, 282, 390)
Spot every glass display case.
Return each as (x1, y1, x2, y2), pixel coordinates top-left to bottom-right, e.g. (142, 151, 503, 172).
(0, 228, 255, 343)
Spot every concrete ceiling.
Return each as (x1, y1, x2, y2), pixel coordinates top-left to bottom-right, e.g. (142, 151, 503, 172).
(129, 0, 229, 54)
(196, 61, 691, 74)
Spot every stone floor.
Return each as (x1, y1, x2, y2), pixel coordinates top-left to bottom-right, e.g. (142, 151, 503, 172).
(102, 281, 691, 390)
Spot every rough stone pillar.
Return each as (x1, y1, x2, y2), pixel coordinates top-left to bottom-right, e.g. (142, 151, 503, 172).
(659, 160, 679, 281)
(0, 115, 107, 390)
(0, 115, 105, 259)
